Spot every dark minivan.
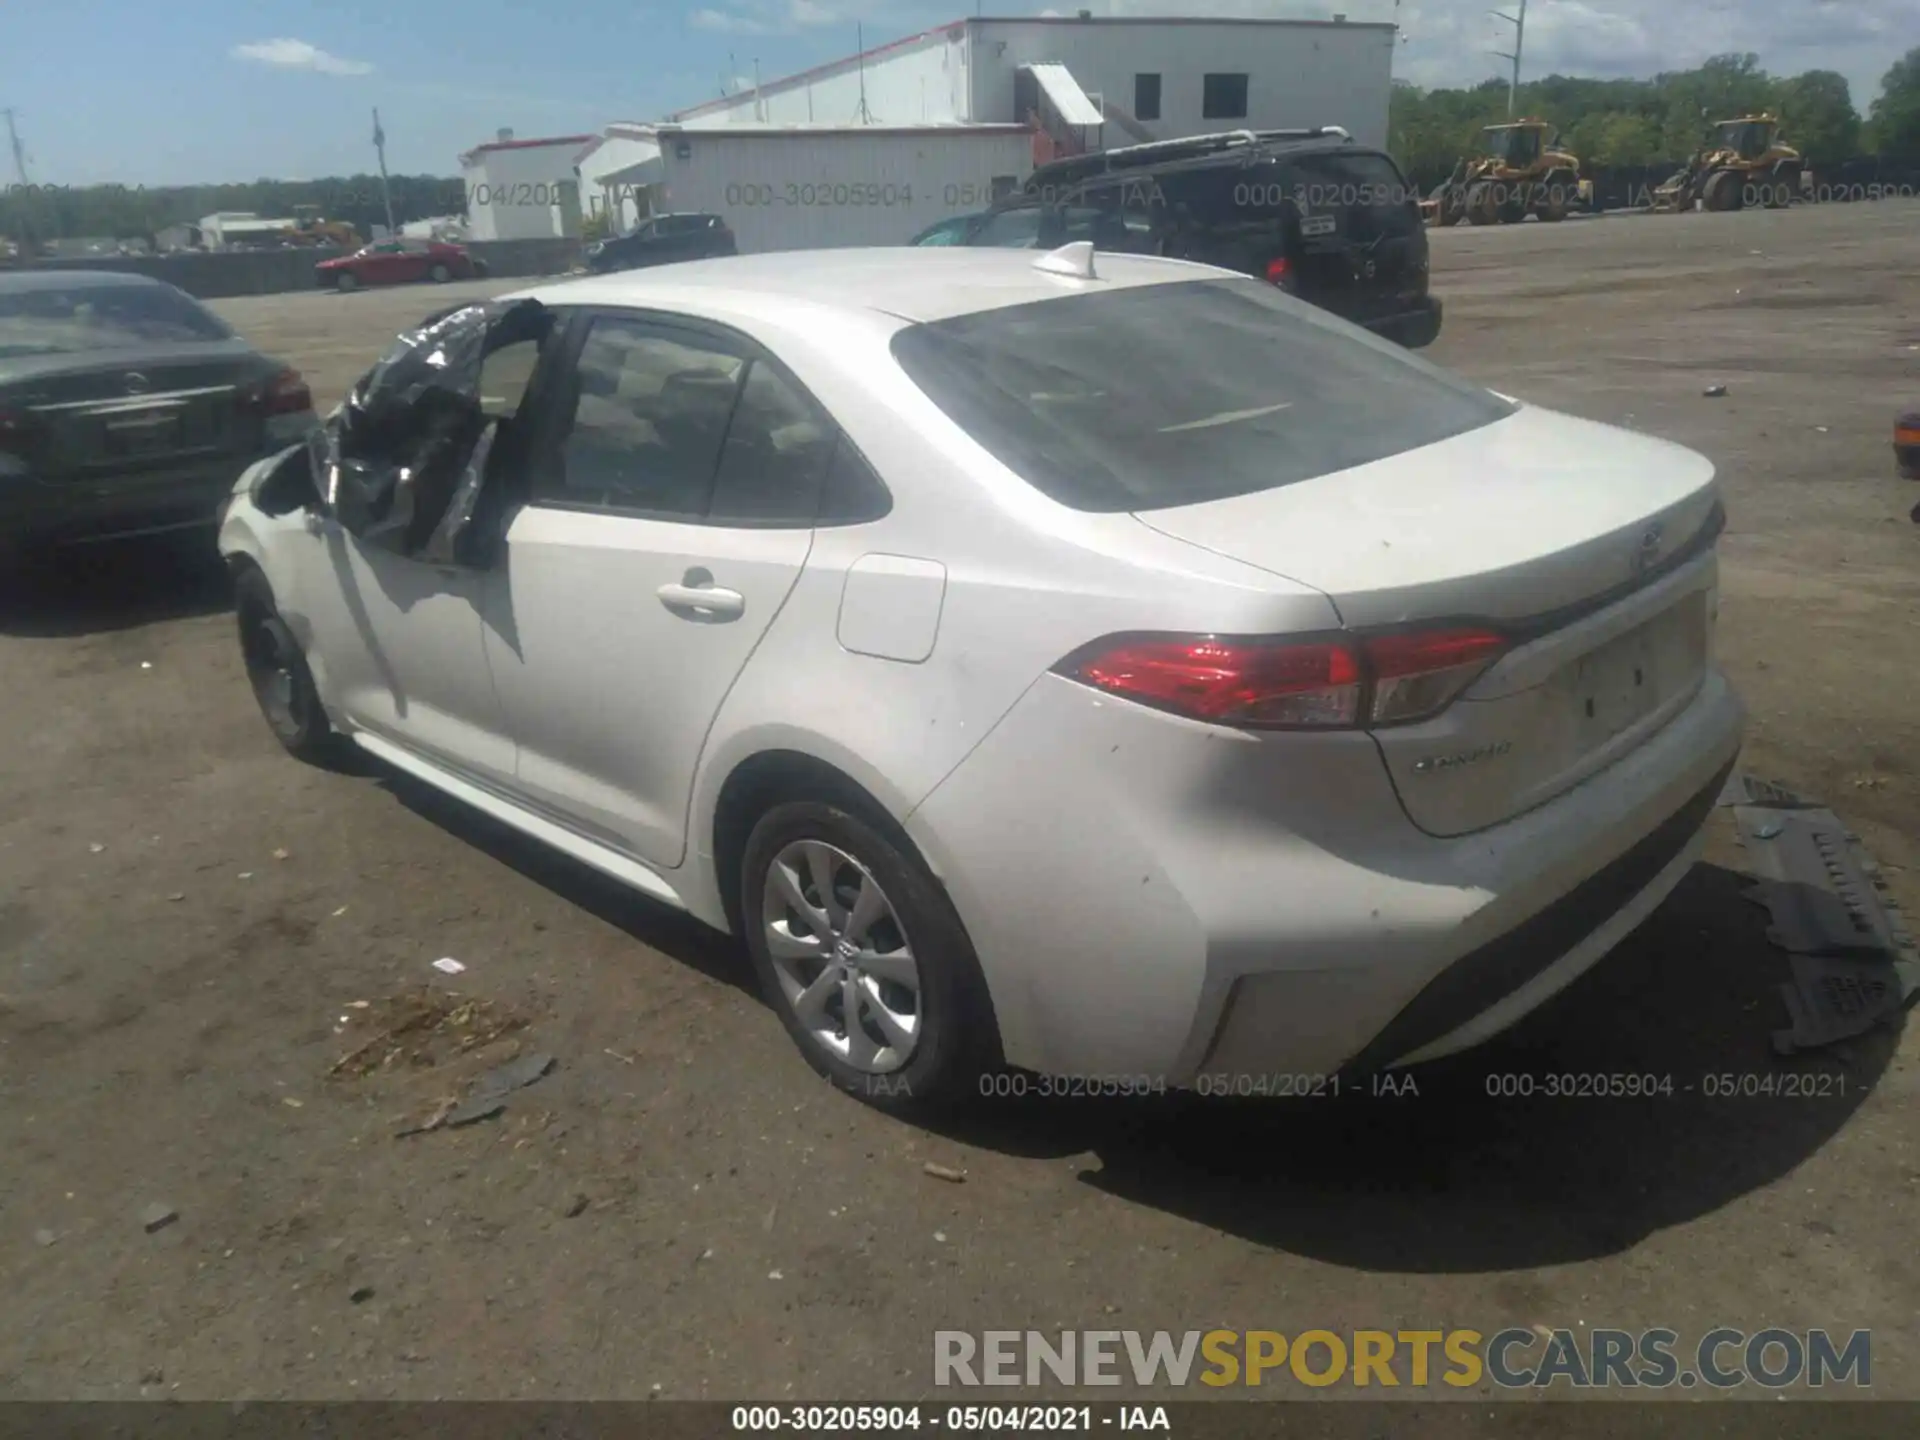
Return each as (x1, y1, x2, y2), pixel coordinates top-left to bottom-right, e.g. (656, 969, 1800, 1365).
(584, 213, 737, 274)
(920, 129, 1441, 348)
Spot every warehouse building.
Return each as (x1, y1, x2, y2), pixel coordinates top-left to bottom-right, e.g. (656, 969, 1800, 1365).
(667, 14, 1397, 152)
(565, 12, 1397, 255)
(459, 130, 594, 242)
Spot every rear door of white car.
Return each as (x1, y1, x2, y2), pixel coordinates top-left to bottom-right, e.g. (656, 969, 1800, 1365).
(484, 308, 835, 870)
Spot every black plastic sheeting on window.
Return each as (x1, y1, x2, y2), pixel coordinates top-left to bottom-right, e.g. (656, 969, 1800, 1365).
(255, 297, 548, 565)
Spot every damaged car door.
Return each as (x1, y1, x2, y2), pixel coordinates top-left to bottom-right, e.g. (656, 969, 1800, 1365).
(293, 300, 553, 788)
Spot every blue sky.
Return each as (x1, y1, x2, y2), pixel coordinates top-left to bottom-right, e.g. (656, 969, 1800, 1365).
(2, 0, 1910, 185)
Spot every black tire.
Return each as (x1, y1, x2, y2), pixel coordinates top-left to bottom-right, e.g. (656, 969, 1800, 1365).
(1703, 170, 1742, 212)
(739, 799, 1000, 1113)
(1466, 182, 1501, 226)
(429, 263, 451, 283)
(234, 565, 335, 761)
(335, 270, 358, 292)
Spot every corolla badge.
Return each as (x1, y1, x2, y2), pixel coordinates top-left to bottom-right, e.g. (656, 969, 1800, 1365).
(1631, 522, 1665, 578)
(1412, 740, 1513, 775)
(122, 371, 150, 395)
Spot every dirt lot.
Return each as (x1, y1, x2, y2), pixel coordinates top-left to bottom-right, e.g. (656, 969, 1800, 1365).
(3, 203, 1918, 1403)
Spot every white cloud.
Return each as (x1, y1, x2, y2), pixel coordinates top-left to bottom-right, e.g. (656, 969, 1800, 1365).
(230, 38, 373, 77)
(690, 8, 777, 34)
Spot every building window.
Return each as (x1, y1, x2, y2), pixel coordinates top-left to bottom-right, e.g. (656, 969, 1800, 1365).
(1202, 73, 1249, 120)
(1134, 73, 1162, 121)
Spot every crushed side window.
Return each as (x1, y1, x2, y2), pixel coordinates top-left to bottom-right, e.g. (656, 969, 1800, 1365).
(263, 297, 551, 564)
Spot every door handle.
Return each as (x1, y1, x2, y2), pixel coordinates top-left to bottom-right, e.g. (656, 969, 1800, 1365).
(657, 581, 745, 620)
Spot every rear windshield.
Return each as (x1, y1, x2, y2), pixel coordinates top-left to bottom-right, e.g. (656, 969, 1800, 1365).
(889, 278, 1513, 513)
(0, 282, 232, 356)
(1284, 151, 1420, 234)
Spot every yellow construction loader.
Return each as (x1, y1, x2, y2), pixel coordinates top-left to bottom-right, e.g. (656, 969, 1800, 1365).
(1423, 119, 1584, 226)
(279, 204, 362, 248)
(1650, 114, 1802, 212)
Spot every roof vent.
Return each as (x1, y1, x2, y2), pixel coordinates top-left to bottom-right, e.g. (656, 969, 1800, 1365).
(1033, 241, 1099, 280)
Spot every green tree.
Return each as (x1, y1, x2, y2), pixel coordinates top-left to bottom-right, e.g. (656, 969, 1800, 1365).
(1869, 46, 1920, 162)
(1777, 70, 1862, 168)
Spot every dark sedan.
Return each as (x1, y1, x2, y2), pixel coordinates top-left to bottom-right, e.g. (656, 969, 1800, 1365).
(583, 213, 736, 274)
(315, 238, 485, 292)
(0, 270, 318, 567)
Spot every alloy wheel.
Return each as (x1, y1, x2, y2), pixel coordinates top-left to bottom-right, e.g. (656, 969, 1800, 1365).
(762, 839, 921, 1074)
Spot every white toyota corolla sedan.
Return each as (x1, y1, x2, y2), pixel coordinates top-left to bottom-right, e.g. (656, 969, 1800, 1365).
(218, 244, 1744, 1109)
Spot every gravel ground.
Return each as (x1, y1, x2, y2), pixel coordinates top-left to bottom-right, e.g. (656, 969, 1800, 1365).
(2, 202, 1917, 1403)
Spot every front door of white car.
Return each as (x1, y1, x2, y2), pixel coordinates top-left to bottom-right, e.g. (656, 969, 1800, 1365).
(295, 518, 516, 787)
(483, 310, 837, 870)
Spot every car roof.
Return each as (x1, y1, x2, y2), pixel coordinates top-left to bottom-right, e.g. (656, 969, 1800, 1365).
(0, 267, 175, 293)
(1027, 133, 1375, 189)
(510, 246, 1222, 326)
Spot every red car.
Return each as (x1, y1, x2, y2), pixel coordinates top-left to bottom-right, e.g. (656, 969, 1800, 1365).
(315, 238, 486, 291)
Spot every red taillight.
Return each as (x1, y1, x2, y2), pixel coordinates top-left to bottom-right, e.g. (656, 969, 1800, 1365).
(1066, 635, 1363, 728)
(1265, 257, 1291, 283)
(1362, 627, 1509, 725)
(1060, 625, 1509, 730)
(241, 368, 312, 417)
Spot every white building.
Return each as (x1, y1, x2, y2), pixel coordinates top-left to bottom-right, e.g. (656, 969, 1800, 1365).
(459, 130, 594, 241)
(666, 14, 1397, 152)
(197, 212, 296, 250)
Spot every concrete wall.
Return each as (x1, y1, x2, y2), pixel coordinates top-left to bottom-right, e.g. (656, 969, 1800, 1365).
(17, 236, 581, 300)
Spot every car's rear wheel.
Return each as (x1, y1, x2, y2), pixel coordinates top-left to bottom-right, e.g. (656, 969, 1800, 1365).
(234, 566, 334, 761)
(335, 270, 358, 292)
(429, 263, 451, 283)
(740, 800, 998, 1112)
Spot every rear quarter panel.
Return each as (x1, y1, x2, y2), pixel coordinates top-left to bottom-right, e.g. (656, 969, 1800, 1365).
(679, 305, 1342, 925)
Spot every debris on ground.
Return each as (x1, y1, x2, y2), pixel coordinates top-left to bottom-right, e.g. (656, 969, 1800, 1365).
(393, 1050, 554, 1137)
(140, 1204, 178, 1234)
(141, 1367, 164, 1385)
(88, 843, 104, 854)
(431, 957, 466, 975)
(165, 893, 184, 903)
(350, 1285, 375, 1304)
(34, 1228, 57, 1247)
(329, 990, 527, 1079)
(923, 1162, 968, 1184)
(273, 848, 290, 861)
(563, 1193, 590, 1219)
(1703, 384, 1729, 398)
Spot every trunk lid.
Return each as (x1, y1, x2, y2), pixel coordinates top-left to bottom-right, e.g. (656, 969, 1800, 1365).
(1134, 405, 1723, 836)
(1, 342, 275, 482)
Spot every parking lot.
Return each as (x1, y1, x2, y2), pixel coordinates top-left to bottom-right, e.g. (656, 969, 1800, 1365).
(3, 200, 1918, 1401)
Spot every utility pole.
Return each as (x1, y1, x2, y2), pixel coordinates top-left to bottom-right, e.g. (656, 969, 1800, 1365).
(3, 108, 35, 254)
(371, 108, 396, 236)
(4, 108, 29, 185)
(1490, 0, 1526, 117)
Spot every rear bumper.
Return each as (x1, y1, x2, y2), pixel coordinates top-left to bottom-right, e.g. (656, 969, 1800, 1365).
(1359, 296, 1443, 349)
(907, 663, 1744, 1085)
(1, 419, 319, 550)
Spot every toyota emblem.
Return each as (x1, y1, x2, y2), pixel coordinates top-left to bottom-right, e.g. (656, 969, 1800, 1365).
(123, 372, 150, 395)
(1362, 260, 1377, 279)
